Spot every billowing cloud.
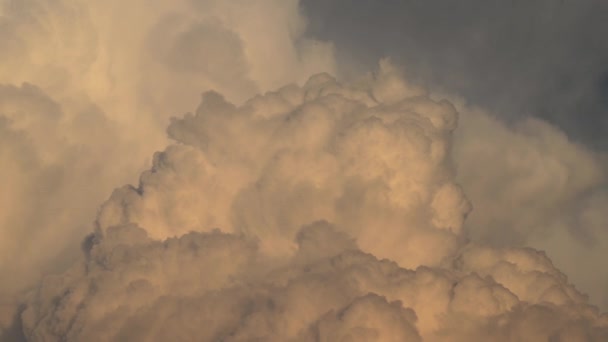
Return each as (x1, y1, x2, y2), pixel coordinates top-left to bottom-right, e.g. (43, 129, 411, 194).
(302, 0, 608, 310)
(302, 0, 608, 148)
(0, 0, 334, 336)
(450, 100, 608, 309)
(455, 108, 604, 245)
(18, 65, 608, 341)
(97, 62, 468, 268)
(2, 0, 608, 340)
(0, 83, 136, 296)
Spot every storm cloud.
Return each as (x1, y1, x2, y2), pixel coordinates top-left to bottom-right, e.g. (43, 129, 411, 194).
(1, 0, 608, 341)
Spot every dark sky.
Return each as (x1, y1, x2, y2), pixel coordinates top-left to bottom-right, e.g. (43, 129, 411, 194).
(301, 0, 608, 149)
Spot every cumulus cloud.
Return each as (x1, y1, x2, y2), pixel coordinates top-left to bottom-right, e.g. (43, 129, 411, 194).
(450, 101, 605, 244)
(3, 0, 608, 340)
(302, 0, 608, 148)
(302, 0, 608, 310)
(17, 65, 608, 341)
(97, 63, 468, 268)
(449, 100, 608, 309)
(0, 0, 334, 336)
(0, 83, 136, 295)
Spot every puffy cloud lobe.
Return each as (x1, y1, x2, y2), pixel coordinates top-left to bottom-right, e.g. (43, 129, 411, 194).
(21, 69, 608, 341)
(453, 244, 587, 306)
(21, 221, 608, 341)
(98, 64, 469, 268)
(313, 294, 422, 342)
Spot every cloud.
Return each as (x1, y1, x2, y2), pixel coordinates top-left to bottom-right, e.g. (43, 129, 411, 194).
(449, 100, 608, 309)
(0, 0, 334, 336)
(0, 83, 136, 295)
(19, 65, 608, 341)
(2, 0, 608, 340)
(302, 0, 608, 310)
(97, 63, 469, 268)
(454, 103, 606, 245)
(302, 0, 608, 148)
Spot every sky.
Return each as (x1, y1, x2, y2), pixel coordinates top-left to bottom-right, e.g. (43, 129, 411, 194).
(0, 0, 607, 341)
(302, 0, 608, 149)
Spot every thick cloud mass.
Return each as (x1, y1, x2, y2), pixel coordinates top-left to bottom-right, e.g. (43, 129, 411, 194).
(2, 0, 608, 340)
(19, 66, 608, 341)
(97, 62, 468, 268)
(0, 83, 137, 296)
(451, 100, 608, 309)
(302, 0, 608, 309)
(0, 0, 334, 334)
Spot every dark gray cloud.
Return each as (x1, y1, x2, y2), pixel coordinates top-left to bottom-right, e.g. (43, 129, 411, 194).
(301, 0, 608, 149)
